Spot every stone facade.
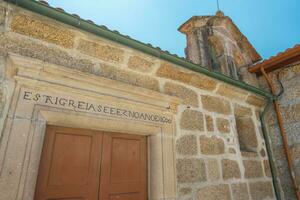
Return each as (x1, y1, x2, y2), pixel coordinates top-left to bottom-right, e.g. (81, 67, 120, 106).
(261, 63, 300, 199)
(0, 2, 275, 200)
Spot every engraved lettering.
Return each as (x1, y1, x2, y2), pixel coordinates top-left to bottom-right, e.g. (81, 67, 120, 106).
(23, 91, 32, 100)
(43, 95, 53, 104)
(78, 101, 85, 109)
(59, 98, 67, 106)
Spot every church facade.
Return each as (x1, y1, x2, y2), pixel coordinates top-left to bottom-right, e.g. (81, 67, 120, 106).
(0, 0, 297, 200)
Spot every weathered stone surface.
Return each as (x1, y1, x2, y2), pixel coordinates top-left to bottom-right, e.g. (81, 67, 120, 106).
(222, 159, 241, 180)
(78, 39, 124, 63)
(164, 82, 198, 107)
(260, 148, 266, 157)
(177, 158, 206, 183)
(282, 103, 300, 123)
(291, 144, 300, 160)
(207, 159, 220, 181)
(0, 6, 5, 26)
(0, 33, 94, 72)
(0, 85, 4, 117)
(249, 181, 274, 200)
(200, 136, 225, 155)
(243, 160, 264, 178)
(180, 109, 204, 131)
(176, 135, 197, 155)
(263, 160, 272, 177)
(231, 183, 250, 200)
(156, 63, 217, 91)
(179, 187, 192, 196)
(99, 64, 159, 91)
(11, 14, 75, 48)
(127, 55, 154, 72)
(190, 74, 217, 91)
(157, 63, 190, 82)
(216, 118, 230, 133)
(228, 148, 236, 154)
(234, 104, 252, 117)
(208, 35, 224, 57)
(246, 94, 266, 107)
(205, 115, 214, 132)
(241, 151, 258, 158)
(197, 184, 231, 200)
(217, 84, 248, 101)
(201, 95, 231, 115)
(235, 117, 258, 151)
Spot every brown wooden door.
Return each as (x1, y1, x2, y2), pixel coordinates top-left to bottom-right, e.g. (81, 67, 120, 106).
(35, 126, 147, 200)
(34, 126, 103, 200)
(99, 134, 147, 200)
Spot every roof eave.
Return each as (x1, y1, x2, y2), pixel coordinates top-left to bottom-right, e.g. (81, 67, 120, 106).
(5, 0, 274, 100)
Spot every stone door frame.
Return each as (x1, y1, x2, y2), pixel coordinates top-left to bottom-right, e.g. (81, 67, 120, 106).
(0, 54, 179, 200)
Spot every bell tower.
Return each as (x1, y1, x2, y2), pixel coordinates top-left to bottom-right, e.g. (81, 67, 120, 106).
(178, 11, 261, 86)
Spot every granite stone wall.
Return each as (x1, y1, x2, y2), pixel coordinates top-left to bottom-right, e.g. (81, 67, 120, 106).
(261, 63, 300, 200)
(0, 2, 275, 199)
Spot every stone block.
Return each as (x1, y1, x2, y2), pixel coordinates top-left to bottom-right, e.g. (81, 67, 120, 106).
(179, 187, 192, 197)
(235, 117, 258, 151)
(216, 84, 248, 101)
(222, 159, 241, 180)
(231, 183, 250, 200)
(11, 14, 75, 48)
(156, 62, 191, 83)
(200, 136, 225, 155)
(78, 39, 124, 63)
(241, 151, 258, 158)
(243, 160, 263, 178)
(176, 135, 197, 155)
(0, 33, 94, 72)
(190, 74, 217, 91)
(0, 6, 5, 26)
(228, 148, 236, 154)
(99, 64, 159, 91)
(263, 160, 272, 177)
(127, 55, 154, 73)
(216, 118, 230, 133)
(177, 158, 206, 183)
(282, 103, 300, 123)
(156, 63, 217, 91)
(246, 94, 266, 107)
(205, 115, 214, 132)
(234, 104, 252, 117)
(249, 181, 274, 200)
(180, 109, 204, 131)
(164, 82, 198, 107)
(291, 144, 300, 160)
(201, 95, 231, 115)
(197, 184, 231, 200)
(207, 159, 220, 181)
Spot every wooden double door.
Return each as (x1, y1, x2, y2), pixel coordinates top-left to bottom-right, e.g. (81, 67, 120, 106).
(35, 126, 147, 200)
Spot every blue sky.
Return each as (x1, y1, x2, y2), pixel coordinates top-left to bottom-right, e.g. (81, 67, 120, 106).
(48, 0, 300, 59)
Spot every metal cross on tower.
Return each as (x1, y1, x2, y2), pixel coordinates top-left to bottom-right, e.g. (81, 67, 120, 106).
(217, 0, 220, 11)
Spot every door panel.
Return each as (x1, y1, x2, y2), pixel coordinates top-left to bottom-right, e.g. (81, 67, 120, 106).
(99, 134, 147, 200)
(35, 126, 103, 200)
(35, 126, 147, 200)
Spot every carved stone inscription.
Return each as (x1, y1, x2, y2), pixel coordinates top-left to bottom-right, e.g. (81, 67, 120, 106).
(22, 90, 172, 124)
